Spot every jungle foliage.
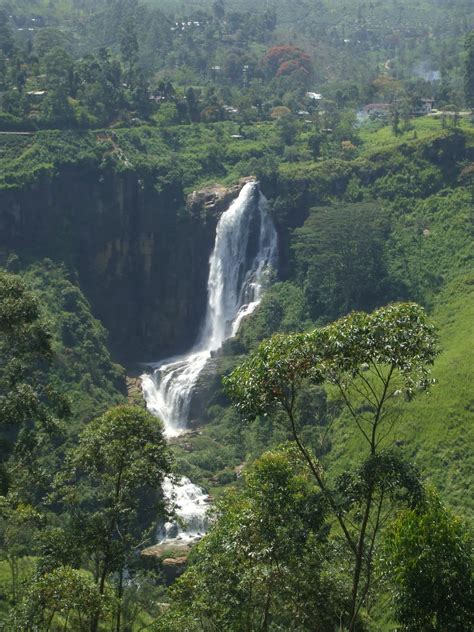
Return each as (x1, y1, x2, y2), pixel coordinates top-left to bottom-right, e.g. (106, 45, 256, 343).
(0, 1, 473, 630)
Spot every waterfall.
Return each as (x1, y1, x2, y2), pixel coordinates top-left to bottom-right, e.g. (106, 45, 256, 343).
(157, 476, 210, 545)
(142, 181, 278, 436)
(142, 180, 278, 544)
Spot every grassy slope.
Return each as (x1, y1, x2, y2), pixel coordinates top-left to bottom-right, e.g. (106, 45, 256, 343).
(329, 275, 474, 516)
(359, 117, 472, 153)
(399, 277, 474, 512)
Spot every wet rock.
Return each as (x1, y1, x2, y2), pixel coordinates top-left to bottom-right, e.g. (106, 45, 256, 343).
(126, 375, 145, 406)
(187, 176, 256, 220)
(142, 544, 193, 584)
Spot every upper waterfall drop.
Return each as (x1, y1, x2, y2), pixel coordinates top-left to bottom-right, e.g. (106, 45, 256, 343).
(142, 180, 278, 437)
(197, 181, 278, 352)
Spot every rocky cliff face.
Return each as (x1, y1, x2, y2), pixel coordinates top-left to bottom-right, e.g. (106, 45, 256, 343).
(0, 166, 249, 362)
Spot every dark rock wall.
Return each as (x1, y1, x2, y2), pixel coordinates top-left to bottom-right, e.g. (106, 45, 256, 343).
(0, 166, 231, 362)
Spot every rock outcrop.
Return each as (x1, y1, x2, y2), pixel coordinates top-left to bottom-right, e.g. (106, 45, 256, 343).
(141, 544, 191, 585)
(187, 176, 256, 219)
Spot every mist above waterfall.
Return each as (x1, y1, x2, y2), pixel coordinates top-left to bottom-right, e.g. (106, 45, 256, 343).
(142, 181, 278, 437)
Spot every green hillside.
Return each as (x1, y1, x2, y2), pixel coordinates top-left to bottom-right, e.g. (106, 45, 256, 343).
(329, 275, 474, 516)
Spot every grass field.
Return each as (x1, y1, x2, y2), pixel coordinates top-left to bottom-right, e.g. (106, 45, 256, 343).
(358, 116, 473, 154)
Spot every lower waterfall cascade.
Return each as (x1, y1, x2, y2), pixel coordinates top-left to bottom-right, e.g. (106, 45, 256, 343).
(157, 477, 210, 545)
(142, 180, 278, 544)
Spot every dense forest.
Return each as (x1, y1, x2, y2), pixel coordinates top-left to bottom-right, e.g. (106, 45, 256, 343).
(0, 0, 473, 630)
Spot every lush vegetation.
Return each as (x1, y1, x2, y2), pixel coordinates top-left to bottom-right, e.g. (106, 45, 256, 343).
(1, 122, 472, 630)
(0, 0, 473, 131)
(0, 0, 473, 630)
(22, 261, 126, 426)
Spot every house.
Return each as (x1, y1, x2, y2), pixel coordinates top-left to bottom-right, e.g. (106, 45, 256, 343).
(363, 103, 390, 120)
(27, 90, 47, 103)
(306, 92, 323, 101)
(412, 98, 435, 116)
(222, 105, 238, 115)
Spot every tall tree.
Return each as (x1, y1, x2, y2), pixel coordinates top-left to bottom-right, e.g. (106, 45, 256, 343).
(155, 447, 348, 631)
(185, 86, 200, 122)
(53, 405, 172, 632)
(41, 86, 75, 128)
(130, 69, 152, 118)
(77, 51, 124, 124)
(9, 566, 109, 631)
(120, 16, 139, 84)
(0, 271, 68, 497)
(0, 9, 14, 56)
(43, 46, 74, 93)
(213, 0, 226, 20)
(225, 303, 438, 629)
(293, 203, 395, 323)
(0, 496, 43, 602)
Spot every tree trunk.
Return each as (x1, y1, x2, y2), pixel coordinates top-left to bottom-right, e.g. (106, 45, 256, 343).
(116, 568, 124, 632)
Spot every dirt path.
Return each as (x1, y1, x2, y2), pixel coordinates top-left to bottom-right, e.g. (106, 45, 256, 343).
(0, 131, 35, 136)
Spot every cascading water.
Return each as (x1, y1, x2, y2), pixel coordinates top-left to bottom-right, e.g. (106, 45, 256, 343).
(142, 180, 278, 543)
(142, 181, 278, 436)
(157, 476, 210, 545)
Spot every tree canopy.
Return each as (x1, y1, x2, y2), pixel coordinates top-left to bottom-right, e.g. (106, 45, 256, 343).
(154, 447, 349, 631)
(225, 302, 438, 629)
(385, 491, 474, 631)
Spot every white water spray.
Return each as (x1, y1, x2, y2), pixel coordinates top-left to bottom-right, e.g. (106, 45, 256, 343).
(158, 476, 210, 545)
